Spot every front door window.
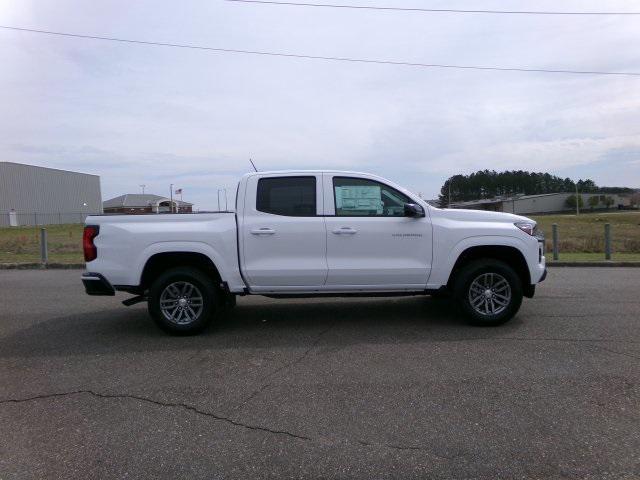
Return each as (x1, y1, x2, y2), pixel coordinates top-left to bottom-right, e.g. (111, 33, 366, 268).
(333, 177, 410, 217)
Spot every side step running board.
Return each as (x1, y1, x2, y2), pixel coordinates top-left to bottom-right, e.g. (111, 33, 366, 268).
(122, 295, 147, 307)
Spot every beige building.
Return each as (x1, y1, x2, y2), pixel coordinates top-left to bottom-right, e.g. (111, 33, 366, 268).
(103, 194, 193, 214)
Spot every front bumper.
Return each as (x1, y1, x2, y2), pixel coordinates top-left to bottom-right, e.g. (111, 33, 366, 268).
(82, 272, 115, 296)
(539, 268, 547, 282)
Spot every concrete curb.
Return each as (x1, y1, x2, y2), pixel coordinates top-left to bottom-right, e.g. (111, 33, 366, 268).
(0, 263, 85, 270)
(547, 261, 640, 267)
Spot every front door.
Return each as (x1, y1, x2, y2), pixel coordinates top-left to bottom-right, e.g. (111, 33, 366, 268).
(323, 174, 432, 288)
(241, 174, 327, 289)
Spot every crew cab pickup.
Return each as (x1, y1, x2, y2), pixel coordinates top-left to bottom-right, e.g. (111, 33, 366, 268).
(82, 171, 546, 334)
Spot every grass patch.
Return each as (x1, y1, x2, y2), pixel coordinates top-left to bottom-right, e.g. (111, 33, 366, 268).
(547, 252, 640, 262)
(1, 211, 638, 264)
(0, 224, 84, 264)
(531, 211, 640, 255)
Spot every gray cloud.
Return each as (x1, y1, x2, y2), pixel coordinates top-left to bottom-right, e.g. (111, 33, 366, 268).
(1, 0, 639, 208)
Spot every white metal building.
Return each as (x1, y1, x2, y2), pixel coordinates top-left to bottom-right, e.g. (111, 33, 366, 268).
(0, 162, 102, 226)
(450, 192, 633, 214)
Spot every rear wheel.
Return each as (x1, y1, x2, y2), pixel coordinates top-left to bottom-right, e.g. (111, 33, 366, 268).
(148, 267, 219, 335)
(453, 259, 523, 326)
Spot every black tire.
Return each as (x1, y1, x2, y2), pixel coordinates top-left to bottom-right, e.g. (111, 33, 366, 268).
(147, 267, 219, 335)
(453, 258, 523, 326)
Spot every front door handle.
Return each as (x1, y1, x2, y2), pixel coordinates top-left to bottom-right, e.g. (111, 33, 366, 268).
(332, 227, 357, 235)
(251, 227, 275, 235)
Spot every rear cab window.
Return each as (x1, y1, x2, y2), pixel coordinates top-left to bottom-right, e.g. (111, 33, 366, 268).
(256, 176, 317, 216)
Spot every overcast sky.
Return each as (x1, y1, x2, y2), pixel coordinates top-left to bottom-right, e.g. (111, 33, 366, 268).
(1, 0, 639, 209)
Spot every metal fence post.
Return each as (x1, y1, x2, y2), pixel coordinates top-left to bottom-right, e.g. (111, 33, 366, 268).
(552, 223, 559, 261)
(40, 228, 48, 265)
(604, 223, 611, 260)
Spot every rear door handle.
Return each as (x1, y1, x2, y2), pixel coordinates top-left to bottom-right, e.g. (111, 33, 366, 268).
(332, 227, 357, 235)
(251, 228, 275, 235)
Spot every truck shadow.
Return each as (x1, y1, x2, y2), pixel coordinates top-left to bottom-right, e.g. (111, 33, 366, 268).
(0, 295, 527, 359)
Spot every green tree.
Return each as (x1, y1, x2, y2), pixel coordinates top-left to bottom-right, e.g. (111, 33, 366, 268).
(566, 194, 584, 210)
(438, 170, 601, 205)
(587, 196, 600, 211)
(604, 196, 615, 209)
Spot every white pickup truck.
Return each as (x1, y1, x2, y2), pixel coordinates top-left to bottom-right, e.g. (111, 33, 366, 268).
(82, 171, 546, 334)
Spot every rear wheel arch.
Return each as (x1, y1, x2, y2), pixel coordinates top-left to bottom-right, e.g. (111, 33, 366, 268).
(139, 252, 222, 291)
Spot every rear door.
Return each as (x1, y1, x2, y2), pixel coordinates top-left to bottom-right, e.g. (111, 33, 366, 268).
(241, 174, 327, 290)
(323, 174, 432, 288)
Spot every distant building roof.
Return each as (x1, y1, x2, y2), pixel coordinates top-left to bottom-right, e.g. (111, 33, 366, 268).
(450, 197, 503, 208)
(0, 161, 99, 178)
(514, 193, 569, 200)
(450, 191, 625, 208)
(103, 194, 192, 208)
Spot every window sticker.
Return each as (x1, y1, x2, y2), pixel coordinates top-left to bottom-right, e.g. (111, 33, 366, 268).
(335, 185, 383, 214)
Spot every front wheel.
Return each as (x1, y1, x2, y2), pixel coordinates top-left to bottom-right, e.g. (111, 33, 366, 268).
(147, 267, 219, 335)
(453, 259, 523, 326)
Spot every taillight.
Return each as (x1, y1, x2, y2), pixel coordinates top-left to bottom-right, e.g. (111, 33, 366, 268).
(83, 225, 99, 262)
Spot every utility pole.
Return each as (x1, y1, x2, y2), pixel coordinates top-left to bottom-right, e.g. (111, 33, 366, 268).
(575, 181, 580, 216)
(140, 184, 146, 194)
(448, 179, 452, 208)
(170, 184, 174, 213)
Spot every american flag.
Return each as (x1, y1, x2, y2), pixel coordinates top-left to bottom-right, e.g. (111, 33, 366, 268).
(175, 188, 182, 195)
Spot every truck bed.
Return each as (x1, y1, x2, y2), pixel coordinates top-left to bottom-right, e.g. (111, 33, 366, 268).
(85, 212, 242, 289)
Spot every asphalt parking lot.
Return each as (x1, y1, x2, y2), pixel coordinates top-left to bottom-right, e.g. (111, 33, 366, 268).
(1, 268, 639, 479)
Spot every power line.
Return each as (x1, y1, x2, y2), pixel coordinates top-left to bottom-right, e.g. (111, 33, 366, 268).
(1, 25, 639, 77)
(225, 0, 640, 16)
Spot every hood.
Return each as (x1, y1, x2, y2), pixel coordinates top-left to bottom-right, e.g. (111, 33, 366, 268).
(436, 208, 534, 224)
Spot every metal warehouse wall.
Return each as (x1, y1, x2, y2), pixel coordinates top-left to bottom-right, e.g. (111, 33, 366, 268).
(0, 162, 102, 226)
(512, 195, 570, 215)
(503, 193, 630, 215)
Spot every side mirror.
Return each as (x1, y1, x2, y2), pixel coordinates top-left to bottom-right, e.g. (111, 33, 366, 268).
(404, 203, 425, 218)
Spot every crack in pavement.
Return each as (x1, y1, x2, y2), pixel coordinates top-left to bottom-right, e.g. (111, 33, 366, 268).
(232, 321, 338, 414)
(594, 345, 640, 362)
(0, 325, 340, 447)
(0, 390, 311, 441)
(0, 387, 456, 459)
(356, 439, 454, 460)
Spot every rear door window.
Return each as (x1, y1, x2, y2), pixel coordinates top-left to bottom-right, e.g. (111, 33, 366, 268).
(256, 176, 317, 216)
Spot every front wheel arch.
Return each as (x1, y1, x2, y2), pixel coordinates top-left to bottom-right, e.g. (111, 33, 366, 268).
(447, 245, 530, 290)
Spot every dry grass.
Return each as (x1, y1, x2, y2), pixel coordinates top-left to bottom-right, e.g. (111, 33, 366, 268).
(531, 210, 640, 255)
(1, 211, 639, 264)
(0, 224, 84, 264)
